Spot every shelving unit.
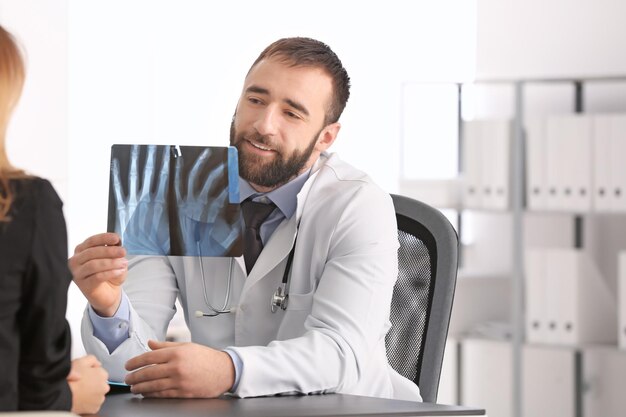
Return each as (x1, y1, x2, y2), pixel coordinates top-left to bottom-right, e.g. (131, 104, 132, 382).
(400, 76, 626, 417)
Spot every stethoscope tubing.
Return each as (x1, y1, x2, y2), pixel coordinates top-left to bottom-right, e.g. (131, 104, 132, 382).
(196, 245, 233, 316)
(196, 231, 297, 317)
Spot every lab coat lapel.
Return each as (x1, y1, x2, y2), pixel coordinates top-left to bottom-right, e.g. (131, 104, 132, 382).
(240, 154, 326, 288)
(244, 215, 297, 287)
(234, 253, 246, 275)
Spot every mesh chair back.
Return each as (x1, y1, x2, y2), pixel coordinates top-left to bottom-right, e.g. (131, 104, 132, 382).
(385, 194, 459, 403)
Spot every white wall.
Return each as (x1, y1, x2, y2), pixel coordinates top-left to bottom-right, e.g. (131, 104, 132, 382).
(477, 0, 626, 79)
(0, 0, 67, 193)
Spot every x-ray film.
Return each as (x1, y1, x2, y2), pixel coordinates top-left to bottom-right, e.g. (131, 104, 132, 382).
(107, 145, 243, 257)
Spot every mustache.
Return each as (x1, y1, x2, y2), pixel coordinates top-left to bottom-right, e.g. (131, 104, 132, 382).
(240, 132, 278, 150)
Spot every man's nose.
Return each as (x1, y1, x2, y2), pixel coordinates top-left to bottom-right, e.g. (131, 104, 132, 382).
(253, 106, 279, 136)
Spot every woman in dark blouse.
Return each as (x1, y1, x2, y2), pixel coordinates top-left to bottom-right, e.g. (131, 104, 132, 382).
(0, 25, 109, 413)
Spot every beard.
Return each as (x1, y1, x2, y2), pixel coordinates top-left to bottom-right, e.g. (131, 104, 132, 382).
(229, 119, 320, 189)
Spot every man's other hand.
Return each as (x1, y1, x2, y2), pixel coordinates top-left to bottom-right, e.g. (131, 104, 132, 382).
(124, 340, 236, 398)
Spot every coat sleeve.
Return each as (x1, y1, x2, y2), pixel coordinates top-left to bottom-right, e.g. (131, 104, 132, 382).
(81, 255, 179, 381)
(18, 180, 72, 411)
(229, 184, 399, 397)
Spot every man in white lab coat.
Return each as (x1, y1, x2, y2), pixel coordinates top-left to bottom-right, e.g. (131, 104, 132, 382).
(69, 37, 421, 401)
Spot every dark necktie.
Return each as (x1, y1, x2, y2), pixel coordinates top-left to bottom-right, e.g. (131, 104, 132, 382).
(241, 199, 276, 274)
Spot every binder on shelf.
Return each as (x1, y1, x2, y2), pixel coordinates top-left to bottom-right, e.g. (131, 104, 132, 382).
(547, 250, 578, 346)
(617, 251, 626, 349)
(525, 118, 547, 211)
(460, 339, 513, 417)
(525, 248, 617, 346)
(522, 345, 577, 417)
(461, 121, 483, 209)
(482, 120, 512, 210)
(545, 117, 566, 211)
(569, 117, 593, 212)
(550, 249, 616, 346)
(592, 115, 613, 212)
(582, 345, 626, 417)
(546, 115, 593, 212)
(461, 119, 512, 210)
(592, 114, 626, 212)
(525, 250, 549, 344)
(544, 250, 563, 345)
(611, 115, 626, 212)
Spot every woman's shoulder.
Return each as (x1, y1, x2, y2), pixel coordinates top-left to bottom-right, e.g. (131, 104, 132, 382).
(10, 176, 62, 207)
(4, 177, 62, 228)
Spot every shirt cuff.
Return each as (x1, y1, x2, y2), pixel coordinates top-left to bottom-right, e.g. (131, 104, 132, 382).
(88, 291, 131, 353)
(223, 348, 243, 393)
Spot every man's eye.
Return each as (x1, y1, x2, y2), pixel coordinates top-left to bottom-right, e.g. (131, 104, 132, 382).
(248, 97, 262, 105)
(285, 111, 300, 119)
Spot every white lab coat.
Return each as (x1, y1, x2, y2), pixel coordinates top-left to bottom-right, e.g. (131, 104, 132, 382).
(82, 152, 421, 401)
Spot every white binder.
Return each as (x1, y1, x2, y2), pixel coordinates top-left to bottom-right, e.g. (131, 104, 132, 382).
(462, 119, 512, 211)
(525, 118, 547, 211)
(549, 250, 579, 345)
(569, 117, 593, 212)
(583, 345, 626, 417)
(522, 345, 576, 417)
(546, 115, 593, 212)
(545, 117, 566, 211)
(617, 252, 626, 349)
(611, 115, 626, 212)
(462, 121, 483, 209)
(548, 249, 617, 346)
(483, 119, 512, 210)
(544, 249, 564, 344)
(525, 250, 549, 343)
(592, 115, 613, 212)
(461, 339, 513, 417)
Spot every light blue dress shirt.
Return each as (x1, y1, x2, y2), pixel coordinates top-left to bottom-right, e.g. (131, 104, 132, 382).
(89, 169, 311, 392)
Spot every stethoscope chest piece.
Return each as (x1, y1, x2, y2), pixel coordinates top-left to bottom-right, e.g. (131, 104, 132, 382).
(270, 227, 298, 313)
(270, 286, 289, 313)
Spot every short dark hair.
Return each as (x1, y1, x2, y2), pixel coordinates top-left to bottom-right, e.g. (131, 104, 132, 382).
(250, 37, 350, 125)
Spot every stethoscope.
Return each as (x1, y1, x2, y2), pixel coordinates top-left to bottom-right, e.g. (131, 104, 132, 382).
(194, 228, 298, 318)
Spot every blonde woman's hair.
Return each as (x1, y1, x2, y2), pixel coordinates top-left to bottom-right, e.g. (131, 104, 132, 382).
(0, 25, 27, 222)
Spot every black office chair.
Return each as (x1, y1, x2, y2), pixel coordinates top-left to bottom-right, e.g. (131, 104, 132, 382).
(385, 194, 459, 403)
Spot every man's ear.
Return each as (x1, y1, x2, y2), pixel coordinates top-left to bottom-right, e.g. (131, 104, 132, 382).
(315, 122, 341, 152)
